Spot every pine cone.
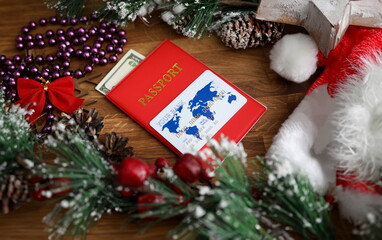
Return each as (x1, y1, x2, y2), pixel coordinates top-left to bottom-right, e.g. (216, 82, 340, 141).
(60, 107, 104, 139)
(218, 12, 284, 49)
(102, 132, 133, 162)
(0, 172, 29, 214)
(171, 14, 193, 35)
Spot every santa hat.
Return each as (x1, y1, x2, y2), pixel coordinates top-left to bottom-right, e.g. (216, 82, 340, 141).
(267, 26, 382, 222)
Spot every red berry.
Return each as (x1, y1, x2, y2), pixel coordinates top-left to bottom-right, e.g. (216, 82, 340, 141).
(137, 194, 166, 214)
(155, 158, 169, 169)
(118, 157, 150, 188)
(173, 153, 202, 183)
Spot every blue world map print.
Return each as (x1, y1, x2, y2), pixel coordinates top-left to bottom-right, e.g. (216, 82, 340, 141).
(161, 80, 237, 139)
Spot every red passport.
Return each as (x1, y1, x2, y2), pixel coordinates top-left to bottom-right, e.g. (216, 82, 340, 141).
(106, 40, 266, 156)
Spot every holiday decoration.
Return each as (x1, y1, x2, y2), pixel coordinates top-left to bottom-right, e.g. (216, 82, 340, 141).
(2, 2, 382, 239)
(267, 26, 382, 227)
(27, 126, 132, 239)
(0, 15, 128, 128)
(173, 153, 202, 183)
(257, 0, 382, 55)
(217, 12, 284, 49)
(46, 0, 284, 50)
(8, 120, 336, 240)
(16, 76, 84, 123)
(0, 91, 34, 176)
(118, 157, 150, 188)
(0, 91, 34, 214)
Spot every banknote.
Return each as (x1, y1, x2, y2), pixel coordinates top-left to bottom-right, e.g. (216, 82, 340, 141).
(96, 49, 145, 95)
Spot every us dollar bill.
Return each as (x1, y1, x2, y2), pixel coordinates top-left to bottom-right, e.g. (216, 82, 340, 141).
(96, 49, 145, 95)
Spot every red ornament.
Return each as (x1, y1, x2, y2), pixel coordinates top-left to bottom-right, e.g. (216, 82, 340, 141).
(118, 157, 150, 188)
(155, 158, 169, 169)
(173, 153, 202, 183)
(137, 194, 166, 215)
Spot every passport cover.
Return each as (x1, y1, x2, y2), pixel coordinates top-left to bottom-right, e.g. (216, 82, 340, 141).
(106, 40, 266, 156)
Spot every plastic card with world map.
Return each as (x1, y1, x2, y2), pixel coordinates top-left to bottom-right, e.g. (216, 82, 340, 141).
(106, 40, 266, 155)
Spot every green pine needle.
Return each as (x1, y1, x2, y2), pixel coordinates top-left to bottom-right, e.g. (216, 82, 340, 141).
(46, 0, 88, 18)
(0, 91, 34, 180)
(254, 158, 335, 240)
(32, 127, 133, 240)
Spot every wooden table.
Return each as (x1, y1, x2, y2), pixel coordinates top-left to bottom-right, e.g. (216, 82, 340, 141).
(0, 0, 321, 239)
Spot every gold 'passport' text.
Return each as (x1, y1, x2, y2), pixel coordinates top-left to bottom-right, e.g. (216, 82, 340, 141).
(138, 63, 183, 106)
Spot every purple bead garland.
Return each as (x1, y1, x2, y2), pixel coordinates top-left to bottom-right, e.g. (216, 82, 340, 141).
(0, 14, 128, 132)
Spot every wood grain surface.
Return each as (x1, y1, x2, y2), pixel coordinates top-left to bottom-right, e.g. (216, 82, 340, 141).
(0, 1, 336, 239)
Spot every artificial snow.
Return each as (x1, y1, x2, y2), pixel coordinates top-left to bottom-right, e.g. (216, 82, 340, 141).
(195, 206, 206, 218)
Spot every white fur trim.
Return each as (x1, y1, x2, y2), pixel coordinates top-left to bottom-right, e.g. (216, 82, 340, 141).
(266, 85, 336, 193)
(327, 52, 382, 180)
(270, 33, 319, 83)
(334, 186, 382, 224)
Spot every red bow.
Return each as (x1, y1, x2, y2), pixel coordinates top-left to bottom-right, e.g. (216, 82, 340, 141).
(16, 76, 84, 123)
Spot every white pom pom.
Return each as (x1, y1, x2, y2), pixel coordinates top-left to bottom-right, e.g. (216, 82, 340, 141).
(161, 11, 175, 24)
(270, 33, 319, 83)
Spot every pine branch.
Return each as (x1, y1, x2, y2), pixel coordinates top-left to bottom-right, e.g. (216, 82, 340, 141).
(46, 0, 88, 18)
(31, 126, 133, 239)
(0, 91, 34, 180)
(96, 0, 148, 25)
(128, 138, 273, 240)
(254, 158, 335, 240)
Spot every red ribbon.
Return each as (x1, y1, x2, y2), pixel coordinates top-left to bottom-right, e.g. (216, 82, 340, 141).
(16, 76, 84, 123)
